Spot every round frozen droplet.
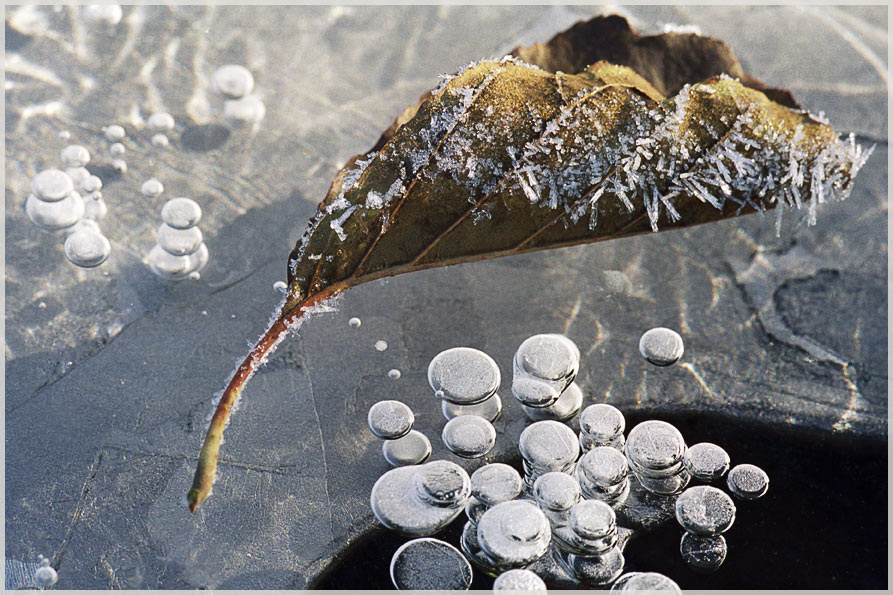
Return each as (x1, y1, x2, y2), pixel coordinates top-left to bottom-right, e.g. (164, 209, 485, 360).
(477, 500, 551, 567)
(212, 64, 255, 98)
(273, 280, 287, 293)
(151, 133, 170, 147)
(511, 377, 559, 408)
(83, 4, 122, 25)
(110, 142, 126, 156)
(382, 430, 431, 467)
(31, 169, 73, 201)
(684, 443, 730, 482)
(224, 95, 266, 125)
(348, 317, 362, 328)
(65, 166, 90, 186)
(414, 460, 471, 507)
(157, 223, 203, 256)
(83, 194, 106, 221)
(675, 486, 735, 536)
(612, 572, 681, 592)
(64, 228, 111, 268)
(141, 178, 164, 198)
(634, 468, 691, 496)
(471, 463, 522, 506)
(61, 144, 90, 167)
(59, 130, 71, 140)
(374, 340, 388, 351)
(34, 565, 58, 588)
(522, 381, 583, 421)
(579, 403, 625, 442)
(388, 369, 401, 380)
(442, 415, 496, 458)
(577, 446, 628, 489)
(519, 420, 580, 471)
(161, 197, 202, 229)
(428, 347, 501, 405)
(367, 400, 414, 440)
(533, 471, 581, 512)
(515, 333, 580, 383)
(112, 158, 128, 173)
(465, 496, 487, 525)
(441, 393, 502, 422)
(565, 546, 625, 586)
(148, 111, 175, 131)
(680, 532, 727, 571)
(103, 124, 125, 141)
(79, 174, 102, 193)
(638, 327, 684, 366)
(371, 464, 466, 536)
(569, 499, 616, 541)
(187, 242, 209, 274)
(390, 538, 472, 590)
(727, 464, 769, 500)
(148, 244, 194, 280)
(493, 569, 547, 591)
(26, 191, 84, 230)
(625, 420, 686, 470)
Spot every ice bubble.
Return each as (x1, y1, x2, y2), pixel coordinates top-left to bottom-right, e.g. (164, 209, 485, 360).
(112, 158, 128, 173)
(141, 178, 164, 198)
(470, 463, 522, 506)
(80, 174, 102, 193)
(390, 538, 472, 590)
(30, 169, 73, 201)
(680, 532, 727, 571)
(683, 443, 730, 482)
(59, 130, 71, 140)
(533, 471, 581, 526)
(382, 430, 431, 467)
(562, 546, 625, 586)
(575, 446, 628, 496)
(675, 486, 735, 536)
(188, 271, 201, 281)
(64, 227, 111, 268)
(65, 166, 90, 186)
(82, 194, 106, 220)
(519, 420, 579, 477)
(212, 64, 255, 98)
(461, 520, 496, 572)
(83, 4, 122, 25)
(147, 111, 175, 131)
(638, 327, 684, 366)
(493, 568, 547, 591)
(371, 462, 467, 535)
(414, 459, 471, 507)
(148, 243, 206, 280)
(522, 381, 583, 421)
(512, 377, 560, 408)
(368, 400, 414, 440)
(224, 95, 266, 125)
(34, 564, 58, 588)
(157, 223, 203, 256)
(612, 571, 681, 592)
(428, 347, 501, 405)
(110, 142, 126, 156)
(161, 197, 202, 229)
(625, 420, 686, 470)
(103, 124, 125, 141)
(465, 496, 488, 525)
(727, 464, 769, 500)
(348, 317, 362, 328)
(633, 467, 691, 495)
(477, 500, 551, 567)
(579, 403, 626, 446)
(568, 500, 617, 552)
(151, 133, 170, 147)
(441, 393, 502, 422)
(273, 280, 287, 293)
(187, 242, 209, 274)
(441, 415, 496, 458)
(514, 333, 580, 390)
(374, 340, 388, 351)
(61, 144, 90, 167)
(387, 369, 401, 380)
(26, 191, 84, 230)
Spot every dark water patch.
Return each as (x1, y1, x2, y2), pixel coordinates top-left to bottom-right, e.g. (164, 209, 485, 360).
(180, 124, 230, 152)
(6, 20, 33, 51)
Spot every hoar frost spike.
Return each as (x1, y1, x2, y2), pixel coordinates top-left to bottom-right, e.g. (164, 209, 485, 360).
(187, 15, 872, 511)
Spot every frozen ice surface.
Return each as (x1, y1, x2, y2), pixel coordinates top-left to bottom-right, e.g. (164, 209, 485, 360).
(371, 461, 467, 535)
(442, 392, 502, 422)
(727, 464, 770, 500)
(477, 500, 552, 567)
(441, 415, 497, 458)
(612, 571, 681, 592)
(674, 486, 736, 536)
(381, 430, 432, 467)
(680, 532, 728, 571)
(64, 228, 111, 268)
(31, 169, 73, 201)
(367, 400, 414, 440)
(428, 347, 501, 405)
(493, 568, 547, 591)
(471, 463, 523, 506)
(522, 381, 583, 421)
(684, 443, 731, 482)
(161, 197, 202, 229)
(638, 327, 685, 366)
(390, 538, 472, 590)
(212, 64, 255, 98)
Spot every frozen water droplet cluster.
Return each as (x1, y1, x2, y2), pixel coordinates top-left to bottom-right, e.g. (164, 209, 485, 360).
(34, 556, 58, 588)
(367, 400, 429, 466)
(212, 64, 266, 127)
(148, 198, 208, 280)
(579, 403, 626, 450)
(625, 420, 690, 495)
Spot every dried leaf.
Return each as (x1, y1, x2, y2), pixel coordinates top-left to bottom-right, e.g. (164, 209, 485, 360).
(187, 15, 873, 512)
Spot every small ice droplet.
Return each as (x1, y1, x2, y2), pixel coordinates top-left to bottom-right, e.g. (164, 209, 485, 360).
(390, 538, 472, 590)
(493, 568, 547, 591)
(59, 130, 71, 140)
(675, 486, 736, 536)
(533, 471, 581, 513)
(61, 144, 90, 167)
(374, 340, 388, 351)
(151, 133, 170, 147)
(82, 4, 122, 25)
(80, 174, 102, 193)
(579, 403, 626, 445)
(576, 446, 628, 492)
(683, 443, 730, 482)
(477, 500, 551, 567)
(147, 112, 175, 131)
(638, 327, 684, 366)
(31, 169, 73, 201)
(470, 463, 522, 506)
(103, 124, 125, 141)
(64, 227, 111, 268)
(726, 464, 769, 500)
(568, 500, 617, 551)
(612, 572, 681, 592)
(441, 393, 502, 422)
(387, 369, 401, 380)
(83, 193, 107, 220)
(273, 280, 287, 293)
(441, 415, 496, 458)
(161, 197, 202, 229)
(109, 142, 126, 156)
(514, 333, 580, 392)
(368, 400, 414, 440)
(519, 420, 580, 475)
(563, 546, 625, 586)
(26, 191, 85, 230)
(348, 317, 362, 328)
(371, 462, 468, 535)
(680, 532, 728, 571)
(65, 166, 90, 186)
(382, 430, 431, 467)
(512, 376, 559, 408)
(224, 95, 266, 125)
(112, 158, 127, 173)
(415, 459, 471, 507)
(141, 178, 164, 198)
(148, 243, 207, 280)
(188, 271, 201, 280)
(34, 564, 58, 588)
(427, 347, 501, 405)
(157, 223, 203, 255)
(624, 420, 686, 470)
(211, 64, 255, 98)
(522, 381, 583, 421)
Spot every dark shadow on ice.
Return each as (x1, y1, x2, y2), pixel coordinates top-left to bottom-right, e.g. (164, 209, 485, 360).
(180, 124, 231, 152)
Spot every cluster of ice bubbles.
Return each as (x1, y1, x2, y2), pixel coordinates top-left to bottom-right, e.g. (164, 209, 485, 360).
(34, 555, 58, 589)
(212, 64, 266, 127)
(366, 329, 769, 590)
(147, 197, 208, 280)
